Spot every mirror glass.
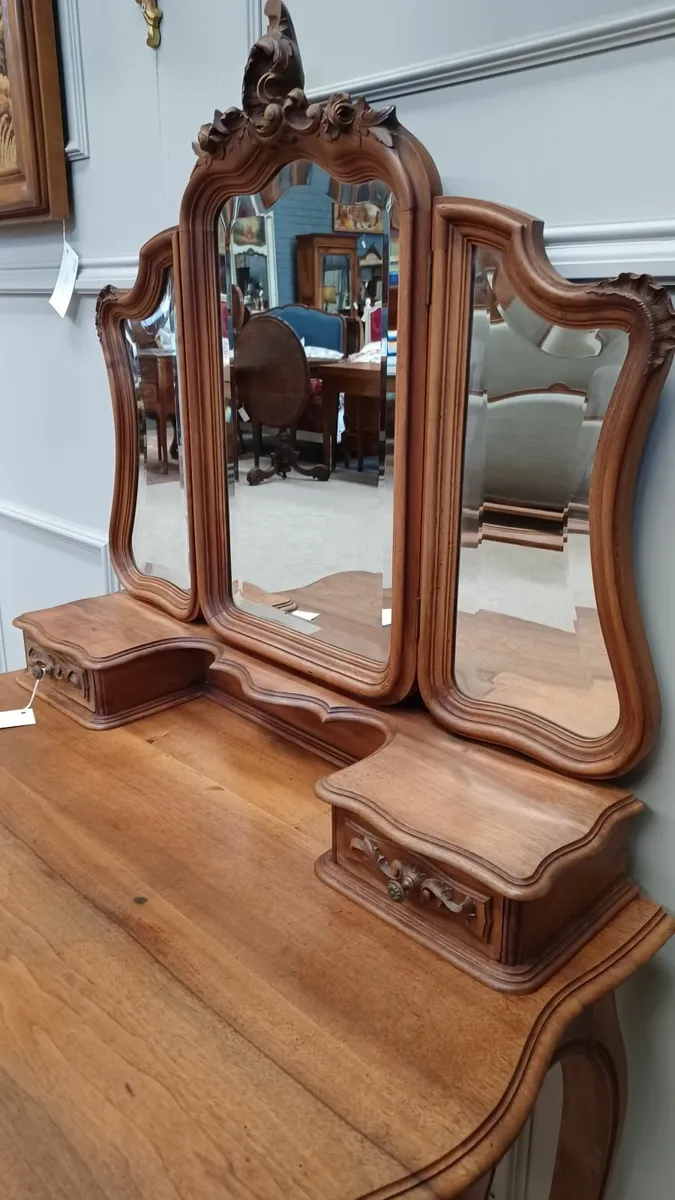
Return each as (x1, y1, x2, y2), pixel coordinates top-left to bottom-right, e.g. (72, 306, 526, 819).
(123, 271, 190, 590)
(216, 164, 395, 665)
(454, 246, 628, 738)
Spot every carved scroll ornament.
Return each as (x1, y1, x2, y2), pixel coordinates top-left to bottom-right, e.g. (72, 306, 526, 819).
(193, 0, 397, 162)
(591, 273, 675, 369)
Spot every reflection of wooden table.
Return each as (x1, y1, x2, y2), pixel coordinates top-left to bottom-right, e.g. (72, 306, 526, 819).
(310, 360, 395, 471)
(237, 570, 391, 663)
(455, 606, 618, 738)
(137, 348, 178, 470)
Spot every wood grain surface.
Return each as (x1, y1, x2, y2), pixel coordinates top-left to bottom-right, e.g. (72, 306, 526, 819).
(0, 674, 671, 1199)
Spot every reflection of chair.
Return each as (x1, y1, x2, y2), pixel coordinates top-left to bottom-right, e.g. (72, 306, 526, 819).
(234, 314, 329, 485)
(137, 353, 177, 475)
(266, 304, 346, 469)
(484, 387, 588, 512)
(364, 301, 383, 344)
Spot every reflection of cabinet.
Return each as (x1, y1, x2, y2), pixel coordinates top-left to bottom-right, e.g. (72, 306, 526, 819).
(296, 233, 358, 314)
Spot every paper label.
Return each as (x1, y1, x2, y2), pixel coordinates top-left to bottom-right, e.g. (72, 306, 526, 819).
(49, 242, 79, 318)
(0, 707, 36, 729)
(293, 610, 320, 621)
(381, 607, 392, 627)
(238, 406, 250, 423)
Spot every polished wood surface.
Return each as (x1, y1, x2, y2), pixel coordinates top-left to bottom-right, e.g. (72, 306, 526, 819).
(0, 671, 670, 1199)
(419, 198, 675, 777)
(97, 229, 200, 622)
(11, 590, 649, 989)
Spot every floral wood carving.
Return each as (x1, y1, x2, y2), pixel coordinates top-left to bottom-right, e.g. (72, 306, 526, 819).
(194, 0, 397, 162)
(591, 273, 675, 368)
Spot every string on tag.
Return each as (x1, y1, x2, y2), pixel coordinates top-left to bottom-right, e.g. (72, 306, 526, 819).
(23, 672, 42, 712)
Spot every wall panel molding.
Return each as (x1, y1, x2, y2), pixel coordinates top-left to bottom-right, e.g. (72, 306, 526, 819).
(3, 220, 675, 298)
(308, 3, 675, 102)
(58, 0, 90, 162)
(0, 500, 117, 593)
(0, 257, 139, 296)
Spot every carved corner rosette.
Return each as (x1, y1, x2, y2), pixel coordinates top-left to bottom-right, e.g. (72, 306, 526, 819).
(193, 0, 397, 164)
(591, 272, 675, 369)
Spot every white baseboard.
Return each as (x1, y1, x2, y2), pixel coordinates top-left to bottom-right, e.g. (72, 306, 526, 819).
(309, 3, 675, 102)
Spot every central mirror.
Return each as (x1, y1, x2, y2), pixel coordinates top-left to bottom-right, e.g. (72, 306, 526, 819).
(455, 246, 627, 738)
(216, 164, 395, 665)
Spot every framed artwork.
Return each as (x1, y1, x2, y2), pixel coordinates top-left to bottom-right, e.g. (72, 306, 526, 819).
(333, 202, 383, 234)
(0, 0, 69, 221)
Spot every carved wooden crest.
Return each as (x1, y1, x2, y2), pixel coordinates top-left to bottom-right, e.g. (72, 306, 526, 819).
(193, 0, 397, 162)
(591, 273, 675, 369)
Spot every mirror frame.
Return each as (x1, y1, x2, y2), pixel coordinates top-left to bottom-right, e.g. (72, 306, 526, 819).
(419, 197, 675, 778)
(176, 1, 440, 702)
(97, 228, 200, 621)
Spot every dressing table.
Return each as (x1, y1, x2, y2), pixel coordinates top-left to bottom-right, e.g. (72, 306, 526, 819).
(3, 4, 675, 1196)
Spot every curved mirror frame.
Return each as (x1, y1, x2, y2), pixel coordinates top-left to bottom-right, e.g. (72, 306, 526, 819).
(97, 229, 199, 621)
(177, 3, 440, 701)
(419, 198, 675, 777)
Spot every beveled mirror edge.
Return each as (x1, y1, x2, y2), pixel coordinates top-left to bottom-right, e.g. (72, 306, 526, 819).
(418, 196, 675, 778)
(176, 4, 441, 702)
(96, 228, 201, 623)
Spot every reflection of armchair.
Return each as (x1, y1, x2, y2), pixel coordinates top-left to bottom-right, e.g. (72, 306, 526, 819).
(265, 304, 346, 468)
(466, 385, 596, 547)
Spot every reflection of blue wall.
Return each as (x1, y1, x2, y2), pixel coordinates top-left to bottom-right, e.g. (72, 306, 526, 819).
(271, 167, 388, 306)
(273, 173, 333, 306)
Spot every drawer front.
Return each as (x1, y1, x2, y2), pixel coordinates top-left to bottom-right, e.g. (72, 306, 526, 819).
(25, 641, 95, 712)
(337, 814, 499, 957)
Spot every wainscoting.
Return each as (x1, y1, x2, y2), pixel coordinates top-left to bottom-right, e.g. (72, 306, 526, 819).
(0, 502, 118, 673)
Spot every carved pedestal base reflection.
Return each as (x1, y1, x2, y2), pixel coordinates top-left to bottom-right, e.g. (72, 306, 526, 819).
(246, 428, 330, 485)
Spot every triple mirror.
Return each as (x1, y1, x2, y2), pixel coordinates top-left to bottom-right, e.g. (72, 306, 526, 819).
(98, 2, 675, 775)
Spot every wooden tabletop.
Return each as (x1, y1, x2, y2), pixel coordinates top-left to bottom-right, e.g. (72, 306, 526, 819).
(0, 673, 669, 1199)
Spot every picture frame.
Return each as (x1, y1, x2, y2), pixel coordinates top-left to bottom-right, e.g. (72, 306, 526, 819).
(333, 201, 383, 234)
(0, 0, 69, 222)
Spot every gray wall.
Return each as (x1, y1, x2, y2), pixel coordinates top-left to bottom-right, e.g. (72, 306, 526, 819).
(2, 3, 675, 1194)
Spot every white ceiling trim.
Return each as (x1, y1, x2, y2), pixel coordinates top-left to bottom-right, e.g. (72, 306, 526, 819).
(308, 3, 675, 102)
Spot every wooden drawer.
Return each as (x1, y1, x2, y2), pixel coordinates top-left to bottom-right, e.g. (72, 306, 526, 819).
(334, 813, 500, 960)
(25, 641, 95, 713)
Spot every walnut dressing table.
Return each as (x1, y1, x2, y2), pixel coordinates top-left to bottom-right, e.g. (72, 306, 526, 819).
(4, 5, 675, 1198)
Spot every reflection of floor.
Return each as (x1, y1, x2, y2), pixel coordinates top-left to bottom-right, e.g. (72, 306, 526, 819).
(229, 463, 393, 594)
(132, 464, 190, 591)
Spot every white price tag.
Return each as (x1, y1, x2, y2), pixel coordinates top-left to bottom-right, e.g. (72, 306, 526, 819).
(293, 610, 320, 621)
(381, 607, 392, 627)
(238, 406, 250, 423)
(0, 707, 36, 730)
(49, 241, 79, 318)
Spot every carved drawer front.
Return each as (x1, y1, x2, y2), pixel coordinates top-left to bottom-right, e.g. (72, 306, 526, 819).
(25, 642, 95, 712)
(336, 815, 498, 957)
